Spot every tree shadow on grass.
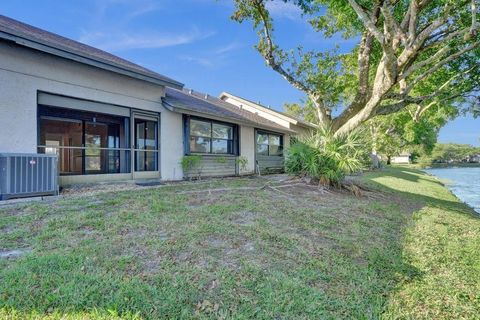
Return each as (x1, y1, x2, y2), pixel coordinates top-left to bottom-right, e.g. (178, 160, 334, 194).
(363, 168, 480, 318)
(372, 166, 448, 188)
(0, 167, 478, 319)
(366, 167, 479, 219)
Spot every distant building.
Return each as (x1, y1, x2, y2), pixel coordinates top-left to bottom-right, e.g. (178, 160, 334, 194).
(391, 153, 411, 164)
(468, 154, 480, 163)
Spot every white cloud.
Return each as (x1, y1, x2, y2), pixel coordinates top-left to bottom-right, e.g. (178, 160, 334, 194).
(79, 28, 216, 51)
(127, 2, 161, 19)
(177, 41, 244, 68)
(265, 0, 303, 21)
(213, 42, 243, 55)
(178, 55, 215, 67)
(78, 0, 216, 52)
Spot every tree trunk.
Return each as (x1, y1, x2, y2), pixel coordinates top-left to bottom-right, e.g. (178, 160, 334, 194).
(333, 56, 396, 136)
(370, 124, 381, 169)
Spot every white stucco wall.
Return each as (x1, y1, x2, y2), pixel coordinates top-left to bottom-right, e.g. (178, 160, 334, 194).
(0, 42, 184, 180)
(239, 125, 256, 174)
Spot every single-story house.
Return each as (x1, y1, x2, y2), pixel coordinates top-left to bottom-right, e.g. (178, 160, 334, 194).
(0, 15, 296, 186)
(219, 92, 317, 137)
(391, 153, 411, 164)
(466, 154, 480, 163)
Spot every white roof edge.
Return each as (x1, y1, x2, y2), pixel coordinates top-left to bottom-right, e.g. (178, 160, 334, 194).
(219, 92, 298, 124)
(219, 92, 317, 129)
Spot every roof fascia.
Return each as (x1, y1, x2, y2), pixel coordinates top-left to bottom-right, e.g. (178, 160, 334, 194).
(0, 31, 184, 89)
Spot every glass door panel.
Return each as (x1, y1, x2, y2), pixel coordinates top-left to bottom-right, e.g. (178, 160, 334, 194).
(145, 121, 157, 171)
(85, 122, 121, 174)
(40, 117, 83, 175)
(85, 122, 107, 174)
(107, 124, 121, 173)
(135, 119, 158, 172)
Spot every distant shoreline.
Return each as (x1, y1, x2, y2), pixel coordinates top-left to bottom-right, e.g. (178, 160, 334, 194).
(423, 166, 480, 215)
(425, 163, 480, 169)
(392, 163, 480, 170)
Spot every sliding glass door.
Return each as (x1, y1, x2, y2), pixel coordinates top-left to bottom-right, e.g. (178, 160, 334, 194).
(38, 106, 129, 175)
(39, 105, 160, 178)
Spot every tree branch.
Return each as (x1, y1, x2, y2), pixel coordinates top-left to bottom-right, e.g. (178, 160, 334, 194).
(408, 0, 419, 44)
(378, 65, 478, 116)
(382, 1, 407, 49)
(405, 41, 479, 93)
(397, 2, 457, 67)
(472, 0, 478, 34)
(348, 0, 385, 43)
(250, 0, 330, 123)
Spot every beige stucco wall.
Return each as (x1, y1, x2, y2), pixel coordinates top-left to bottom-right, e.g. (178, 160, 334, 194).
(290, 124, 311, 138)
(239, 125, 256, 174)
(0, 41, 184, 181)
(284, 134, 291, 150)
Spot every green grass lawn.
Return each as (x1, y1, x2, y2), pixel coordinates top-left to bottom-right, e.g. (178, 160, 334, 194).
(0, 167, 479, 319)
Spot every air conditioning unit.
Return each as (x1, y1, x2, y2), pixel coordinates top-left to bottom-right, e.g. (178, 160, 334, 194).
(0, 153, 59, 200)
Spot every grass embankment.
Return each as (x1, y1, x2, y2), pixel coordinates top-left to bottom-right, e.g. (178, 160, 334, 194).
(0, 167, 479, 319)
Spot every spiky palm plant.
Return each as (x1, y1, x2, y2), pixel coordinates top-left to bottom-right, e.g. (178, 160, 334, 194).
(285, 126, 365, 187)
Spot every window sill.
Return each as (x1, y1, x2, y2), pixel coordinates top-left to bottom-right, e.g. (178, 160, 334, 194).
(188, 153, 237, 157)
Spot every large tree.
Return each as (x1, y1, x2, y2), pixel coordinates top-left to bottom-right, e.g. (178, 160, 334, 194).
(232, 0, 480, 135)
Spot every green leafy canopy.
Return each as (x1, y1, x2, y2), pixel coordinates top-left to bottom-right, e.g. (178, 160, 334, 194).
(231, 0, 480, 135)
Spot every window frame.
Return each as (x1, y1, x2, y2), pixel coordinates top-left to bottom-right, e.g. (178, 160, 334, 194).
(255, 130, 284, 157)
(185, 116, 238, 155)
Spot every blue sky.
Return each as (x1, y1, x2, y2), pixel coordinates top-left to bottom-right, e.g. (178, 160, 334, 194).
(1, 0, 478, 146)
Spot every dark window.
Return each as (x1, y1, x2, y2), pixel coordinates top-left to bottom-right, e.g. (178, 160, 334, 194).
(256, 131, 283, 156)
(188, 118, 235, 154)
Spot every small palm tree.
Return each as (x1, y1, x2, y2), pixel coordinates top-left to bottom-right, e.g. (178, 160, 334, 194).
(285, 126, 365, 187)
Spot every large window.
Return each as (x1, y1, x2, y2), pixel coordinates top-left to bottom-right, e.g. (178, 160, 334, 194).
(256, 131, 283, 156)
(38, 106, 129, 175)
(189, 118, 235, 154)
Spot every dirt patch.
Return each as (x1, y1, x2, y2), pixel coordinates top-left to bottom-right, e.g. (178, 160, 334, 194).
(174, 236, 263, 271)
(78, 225, 97, 235)
(231, 211, 260, 226)
(186, 193, 225, 208)
(61, 182, 151, 197)
(0, 249, 30, 259)
(0, 225, 15, 234)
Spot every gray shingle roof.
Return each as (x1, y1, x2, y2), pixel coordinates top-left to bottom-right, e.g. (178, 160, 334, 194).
(163, 87, 294, 133)
(0, 15, 183, 88)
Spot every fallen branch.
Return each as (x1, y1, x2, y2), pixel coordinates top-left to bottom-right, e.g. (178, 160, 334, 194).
(178, 186, 266, 194)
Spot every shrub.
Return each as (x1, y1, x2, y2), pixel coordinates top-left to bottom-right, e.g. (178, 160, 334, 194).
(285, 127, 365, 187)
(215, 156, 227, 164)
(236, 156, 249, 172)
(180, 155, 203, 180)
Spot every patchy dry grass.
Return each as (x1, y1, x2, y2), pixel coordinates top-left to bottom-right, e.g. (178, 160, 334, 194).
(0, 168, 479, 319)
